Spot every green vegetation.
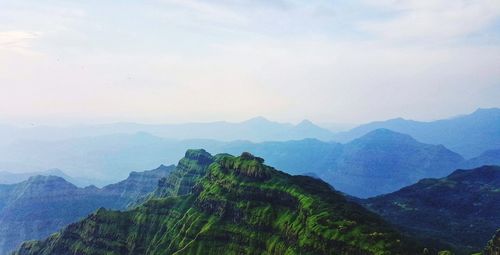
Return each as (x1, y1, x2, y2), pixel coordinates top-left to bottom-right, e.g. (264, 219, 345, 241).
(15, 149, 424, 255)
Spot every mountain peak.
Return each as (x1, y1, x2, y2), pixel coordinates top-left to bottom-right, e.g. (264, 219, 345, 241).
(216, 152, 270, 180)
(297, 119, 315, 126)
(474, 107, 500, 113)
(25, 175, 71, 184)
(11, 175, 79, 200)
(184, 149, 214, 164)
(471, 107, 500, 117)
(353, 128, 416, 144)
(156, 164, 174, 170)
(242, 116, 271, 124)
(16, 150, 419, 255)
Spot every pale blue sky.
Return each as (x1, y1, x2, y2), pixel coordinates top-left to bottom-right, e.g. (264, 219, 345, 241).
(1, 0, 499, 125)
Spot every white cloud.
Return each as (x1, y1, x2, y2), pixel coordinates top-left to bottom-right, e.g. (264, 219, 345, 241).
(0, 30, 41, 54)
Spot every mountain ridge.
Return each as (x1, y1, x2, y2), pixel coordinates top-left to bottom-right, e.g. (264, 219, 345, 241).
(332, 108, 500, 158)
(0, 164, 174, 254)
(13, 149, 425, 255)
(360, 165, 500, 253)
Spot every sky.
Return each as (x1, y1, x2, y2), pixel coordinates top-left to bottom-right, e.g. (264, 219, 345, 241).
(0, 0, 500, 125)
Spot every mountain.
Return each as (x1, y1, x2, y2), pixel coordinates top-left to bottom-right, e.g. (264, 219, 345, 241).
(0, 169, 67, 185)
(0, 168, 97, 187)
(101, 164, 174, 209)
(0, 133, 341, 183)
(333, 108, 500, 158)
(0, 164, 174, 254)
(319, 129, 465, 197)
(217, 138, 343, 176)
(14, 150, 425, 255)
(0, 118, 335, 182)
(219, 130, 465, 197)
(0, 132, 187, 183)
(361, 165, 500, 253)
(0, 117, 334, 146)
(0, 130, 474, 198)
(464, 149, 500, 169)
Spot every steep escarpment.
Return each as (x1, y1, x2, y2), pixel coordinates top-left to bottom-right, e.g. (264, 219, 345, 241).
(152, 149, 214, 198)
(15, 150, 423, 255)
(102, 164, 175, 208)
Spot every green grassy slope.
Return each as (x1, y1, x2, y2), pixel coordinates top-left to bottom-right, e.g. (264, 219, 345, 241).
(15, 150, 424, 255)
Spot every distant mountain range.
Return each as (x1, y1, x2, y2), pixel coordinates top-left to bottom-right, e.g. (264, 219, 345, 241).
(1, 129, 498, 198)
(361, 165, 500, 253)
(0, 117, 334, 145)
(13, 150, 426, 255)
(2, 108, 500, 160)
(0, 164, 173, 254)
(0, 108, 498, 196)
(209, 129, 464, 197)
(333, 108, 500, 158)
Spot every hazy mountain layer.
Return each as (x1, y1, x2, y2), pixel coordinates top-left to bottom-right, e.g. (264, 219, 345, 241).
(0, 165, 173, 254)
(225, 130, 469, 197)
(0, 169, 68, 185)
(333, 108, 500, 158)
(464, 149, 500, 169)
(361, 165, 500, 253)
(319, 129, 465, 197)
(0, 129, 482, 198)
(14, 150, 424, 255)
(0, 117, 334, 146)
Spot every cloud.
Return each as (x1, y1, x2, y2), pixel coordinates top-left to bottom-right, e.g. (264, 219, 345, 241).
(0, 30, 41, 54)
(0, 0, 499, 124)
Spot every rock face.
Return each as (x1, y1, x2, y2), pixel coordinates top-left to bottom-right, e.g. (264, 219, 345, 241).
(361, 165, 500, 253)
(152, 149, 214, 198)
(0, 164, 174, 254)
(13, 150, 424, 255)
(102, 164, 174, 208)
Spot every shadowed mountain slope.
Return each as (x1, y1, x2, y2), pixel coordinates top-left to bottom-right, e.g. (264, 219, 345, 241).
(0, 165, 174, 254)
(361, 165, 500, 253)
